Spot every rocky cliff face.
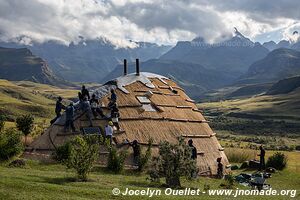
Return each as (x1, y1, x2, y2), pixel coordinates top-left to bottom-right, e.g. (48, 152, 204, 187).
(0, 47, 70, 87)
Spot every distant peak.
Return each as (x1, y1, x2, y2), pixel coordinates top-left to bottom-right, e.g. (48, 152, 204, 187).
(192, 36, 205, 43)
(234, 27, 246, 39)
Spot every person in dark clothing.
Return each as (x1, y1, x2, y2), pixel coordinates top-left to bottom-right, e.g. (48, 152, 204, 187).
(108, 89, 117, 108)
(78, 92, 83, 102)
(188, 139, 197, 160)
(258, 145, 266, 171)
(81, 85, 90, 100)
(217, 157, 224, 179)
(111, 107, 120, 130)
(129, 140, 141, 165)
(50, 97, 66, 124)
(64, 102, 76, 132)
(90, 94, 105, 119)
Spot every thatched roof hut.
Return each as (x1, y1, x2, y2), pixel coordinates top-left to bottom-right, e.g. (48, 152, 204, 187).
(27, 59, 229, 175)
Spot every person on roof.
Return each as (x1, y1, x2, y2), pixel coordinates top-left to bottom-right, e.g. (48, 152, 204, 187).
(64, 102, 76, 133)
(90, 94, 106, 119)
(81, 85, 90, 100)
(108, 89, 117, 108)
(258, 145, 266, 171)
(188, 139, 197, 160)
(50, 96, 66, 124)
(105, 121, 114, 145)
(78, 92, 83, 102)
(110, 104, 120, 130)
(81, 97, 93, 127)
(129, 140, 141, 165)
(217, 157, 224, 179)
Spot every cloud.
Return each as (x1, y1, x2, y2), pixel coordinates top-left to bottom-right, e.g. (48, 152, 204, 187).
(0, 0, 299, 47)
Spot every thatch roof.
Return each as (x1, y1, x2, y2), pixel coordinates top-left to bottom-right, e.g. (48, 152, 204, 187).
(27, 72, 229, 175)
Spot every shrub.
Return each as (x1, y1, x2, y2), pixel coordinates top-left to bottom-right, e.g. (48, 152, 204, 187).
(231, 165, 239, 170)
(16, 114, 34, 146)
(240, 161, 249, 169)
(266, 152, 287, 170)
(148, 137, 197, 188)
(137, 139, 152, 172)
(0, 128, 23, 161)
(65, 135, 99, 181)
(0, 115, 5, 132)
(296, 145, 300, 151)
(53, 142, 72, 163)
(107, 147, 127, 173)
(223, 173, 235, 189)
(225, 148, 255, 163)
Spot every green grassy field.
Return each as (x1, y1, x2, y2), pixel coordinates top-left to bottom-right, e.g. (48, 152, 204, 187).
(0, 79, 78, 126)
(0, 150, 299, 200)
(198, 89, 300, 150)
(199, 88, 300, 122)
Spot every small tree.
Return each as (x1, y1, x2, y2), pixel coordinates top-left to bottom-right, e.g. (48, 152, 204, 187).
(65, 135, 99, 181)
(266, 152, 287, 170)
(148, 137, 197, 188)
(137, 139, 152, 172)
(52, 141, 72, 163)
(107, 146, 127, 173)
(0, 128, 23, 161)
(16, 114, 34, 146)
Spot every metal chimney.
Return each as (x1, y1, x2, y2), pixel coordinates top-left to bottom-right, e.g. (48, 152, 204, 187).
(123, 59, 127, 75)
(136, 58, 140, 76)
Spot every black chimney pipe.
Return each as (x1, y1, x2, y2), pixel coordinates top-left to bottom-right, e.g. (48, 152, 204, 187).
(123, 59, 127, 75)
(136, 58, 140, 76)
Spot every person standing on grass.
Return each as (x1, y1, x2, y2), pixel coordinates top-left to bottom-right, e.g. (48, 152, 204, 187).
(50, 96, 66, 124)
(105, 121, 114, 145)
(129, 140, 141, 165)
(258, 145, 266, 171)
(64, 102, 76, 133)
(188, 139, 197, 160)
(217, 157, 224, 179)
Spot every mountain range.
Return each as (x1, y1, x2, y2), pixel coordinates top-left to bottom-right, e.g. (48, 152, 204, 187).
(1, 31, 300, 99)
(263, 39, 300, 51)
(238, 48, 300, 84)
(0, 47, 69, 87)
(160, 30, 269, 75)
(0, 38, 171, 82)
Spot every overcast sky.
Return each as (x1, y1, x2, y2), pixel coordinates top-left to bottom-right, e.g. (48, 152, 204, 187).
(0, 0, 299, 47)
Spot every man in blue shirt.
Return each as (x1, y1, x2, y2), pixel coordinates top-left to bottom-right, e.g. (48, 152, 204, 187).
(64, 102, 76, 132)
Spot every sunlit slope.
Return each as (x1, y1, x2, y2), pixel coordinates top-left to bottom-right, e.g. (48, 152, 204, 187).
(0, 79, 77, 121)
(199, 88, 300, 122)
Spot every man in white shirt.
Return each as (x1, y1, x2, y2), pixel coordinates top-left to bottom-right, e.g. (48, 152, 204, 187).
(105, 121, 114, 145)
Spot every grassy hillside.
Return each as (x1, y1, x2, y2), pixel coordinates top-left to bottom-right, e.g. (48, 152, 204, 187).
(0, 79, 78, 124)
(238, 48, 300, 85)
(199, 88, 300, 122)
(266, 76, 300, 95)
(199, 89, 300, 150)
